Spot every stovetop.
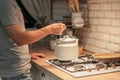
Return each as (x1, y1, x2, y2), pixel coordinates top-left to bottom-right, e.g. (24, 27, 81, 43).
(46, 55, 120, 77)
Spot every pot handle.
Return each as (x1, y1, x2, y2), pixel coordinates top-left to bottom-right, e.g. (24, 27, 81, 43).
(63, 35, 69, 39)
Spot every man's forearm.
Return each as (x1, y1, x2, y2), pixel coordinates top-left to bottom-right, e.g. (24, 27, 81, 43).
(16, 26, 52, 46)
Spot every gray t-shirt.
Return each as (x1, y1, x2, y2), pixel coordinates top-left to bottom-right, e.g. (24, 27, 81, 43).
(0, 0, 31, 77)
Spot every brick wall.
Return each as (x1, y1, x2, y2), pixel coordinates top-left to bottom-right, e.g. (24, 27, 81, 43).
(76, 0, 120, 54)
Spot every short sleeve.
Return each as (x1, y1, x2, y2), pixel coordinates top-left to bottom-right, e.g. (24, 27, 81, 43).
(0, 0, 20, 26)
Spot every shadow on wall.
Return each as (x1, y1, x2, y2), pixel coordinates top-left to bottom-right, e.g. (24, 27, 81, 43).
(80, 0, 87, 4)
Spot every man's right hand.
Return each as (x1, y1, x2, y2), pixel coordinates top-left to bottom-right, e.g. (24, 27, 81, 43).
(46, 23, 66, 35)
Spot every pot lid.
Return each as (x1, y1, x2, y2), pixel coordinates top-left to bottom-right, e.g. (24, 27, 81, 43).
(58, 35, 77, 43)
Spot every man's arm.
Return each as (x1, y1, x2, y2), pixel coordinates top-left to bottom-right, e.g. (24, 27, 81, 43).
(5, 23, 66, 46)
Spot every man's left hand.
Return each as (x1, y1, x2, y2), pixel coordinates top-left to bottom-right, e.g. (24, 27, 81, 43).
(30, 52, 46, 60)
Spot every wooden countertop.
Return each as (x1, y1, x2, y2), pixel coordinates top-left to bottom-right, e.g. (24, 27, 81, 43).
(30, 46, 120, 80)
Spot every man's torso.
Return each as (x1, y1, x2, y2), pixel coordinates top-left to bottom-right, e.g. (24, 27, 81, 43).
(0, 0, 31, 77)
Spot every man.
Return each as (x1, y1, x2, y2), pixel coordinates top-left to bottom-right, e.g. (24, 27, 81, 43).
(0, 0, 66, 80)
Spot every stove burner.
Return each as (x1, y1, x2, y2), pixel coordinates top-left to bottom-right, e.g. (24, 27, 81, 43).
(49, 59, 72, 66)
(78, 55, 97, 64)
(47, 55, 120, 77)
(65, 64, 86, 72)
(96, 62, 105, 68)
(74, 64, 86, 71)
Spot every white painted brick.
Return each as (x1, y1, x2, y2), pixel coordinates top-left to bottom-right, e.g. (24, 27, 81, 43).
(107, 27, 120, 35)
(94, 11, 105, 18)
(108, 0, 120, 2)
(97, 26, 108, 32)
(95, 48, 111, 53)
(100, 18, 111, 26)
(85, 44, 110, 53)
(105, 11, 117, 18)
(117, 12, 120, 18)
(82, 0, 120, 53)
(95, 40, 107, 48)
(89, 18, 101, 25)
(100, 3, 112, 11)
(89, 32, 99, 39)
(89, 12, 94, 17)
(106, 43, 120, 51)
(84, 44, 98, 52)
(91, 25, 97, 31)
(112, 3, 120, 11)
(88, 0, 104, 3)
(89, 18, 94, 24)
(86, 38, 97, 46)
(98, 33, 110, 41)
(88, 0, 120, 3)
(89, 4, 100, 10)
(111, 19, 120, 27)
(110, 35, 120, 44)
(96, 48, 111, 53)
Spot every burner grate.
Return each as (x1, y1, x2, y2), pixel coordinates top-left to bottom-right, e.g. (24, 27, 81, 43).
(46, 55, 120, 77)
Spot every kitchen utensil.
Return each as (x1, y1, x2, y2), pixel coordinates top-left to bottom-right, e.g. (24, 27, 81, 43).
(73, 0, 80, 12)
(69, 0, 76, 13)
(55, 35, 79, 61)
(72, 12, 84, 28)
(92, 53, 120, 63)
(70, 0, 84, 28)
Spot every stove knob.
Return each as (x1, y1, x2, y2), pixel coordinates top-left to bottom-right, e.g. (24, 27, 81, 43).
(104, 64, 108, 70)
(87, 68, 91, 72)
(112, 64, 116, 69)
(96, 67, 100, 71)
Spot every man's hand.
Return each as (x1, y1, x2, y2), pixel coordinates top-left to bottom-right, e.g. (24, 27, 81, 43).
(45, 23, 66, 35)
(30, 52, 46, 60)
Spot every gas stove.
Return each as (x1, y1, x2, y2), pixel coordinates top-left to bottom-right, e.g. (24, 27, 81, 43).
(46, 55, 120, 77)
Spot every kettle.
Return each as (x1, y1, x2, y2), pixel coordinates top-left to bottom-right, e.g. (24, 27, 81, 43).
(55, 35, 79, 61)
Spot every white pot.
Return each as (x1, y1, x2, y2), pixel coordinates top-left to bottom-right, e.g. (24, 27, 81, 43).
(50, 40, 57, 50)
(55, 36, 79, 61)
